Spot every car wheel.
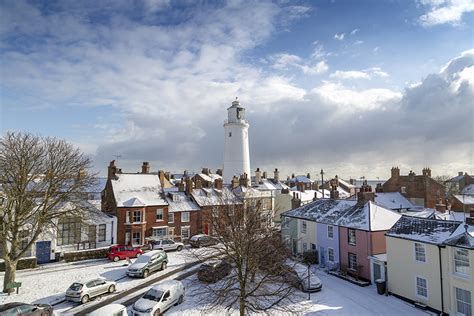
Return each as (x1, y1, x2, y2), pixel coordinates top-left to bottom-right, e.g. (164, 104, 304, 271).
(177, 245, 183, 251)
(108, 284, 116, 293)
(178, 294, 184, 304)
(143, 269, 149, 278)
(113, 256, 120, 262)
(81, 295, 90, 304)
(161, 261, 167, 270)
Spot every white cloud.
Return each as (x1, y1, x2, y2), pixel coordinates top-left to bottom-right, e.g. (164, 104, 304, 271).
(354, 40, 364, 45)
(350, 28, 360, 35)
(270, 53, 328, 75)
(419, 0, 474, 26)
(329, 68, 389, 80)
(302, 60, 329, 74)
(334, 33, 345, 40)
(373, 46, 380, 54)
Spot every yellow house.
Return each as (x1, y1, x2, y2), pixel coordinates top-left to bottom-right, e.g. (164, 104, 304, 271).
(386, 216, 473, 315)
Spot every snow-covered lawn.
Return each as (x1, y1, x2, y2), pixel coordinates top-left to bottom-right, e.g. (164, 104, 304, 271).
(0, 248, 198, 307)
(167, 268, 435, 315)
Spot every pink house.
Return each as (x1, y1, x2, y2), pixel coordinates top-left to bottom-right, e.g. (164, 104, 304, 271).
(338, 191, 401, 282)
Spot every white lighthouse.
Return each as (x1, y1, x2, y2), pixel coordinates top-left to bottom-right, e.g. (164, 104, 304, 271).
(223, 98, 251, 184)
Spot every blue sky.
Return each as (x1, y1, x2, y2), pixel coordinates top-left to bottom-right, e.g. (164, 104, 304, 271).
(1, 0, 473, 179)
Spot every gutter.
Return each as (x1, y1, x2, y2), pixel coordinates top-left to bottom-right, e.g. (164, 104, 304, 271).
(437, 245, 445, 315)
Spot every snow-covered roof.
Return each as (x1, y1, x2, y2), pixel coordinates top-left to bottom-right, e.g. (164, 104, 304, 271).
(447, 174, 467, 182)
(165, 192, 200, 213)
(444, 224, 474, 249)
(289, 175, 312, 183)
(461, 184, 474, 196)
(282, 199, 401, 231)
(191, 186, 241, 207)
(253, 178, 289, 191)
(232, 186, 272, 198)
(453, 194, 474, 205)
(403, 208, 436, 218)
(111, 174, 168, 207)
(289, 189, 324, 202)
(374, 192, 415, 210)
(386, 216, 461, 245)
(436, 211, 468, 222)
(197, 173, 222, 182)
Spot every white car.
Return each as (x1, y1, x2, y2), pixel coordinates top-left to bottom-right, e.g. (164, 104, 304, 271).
(131, 280, 185, 315)
(65, 277, 117, 304)
(283, 262, 322, 292)
(88, 303, 127, 316)
(151, 239, 184, 251)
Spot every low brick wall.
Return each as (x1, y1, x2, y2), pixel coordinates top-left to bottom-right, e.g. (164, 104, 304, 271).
(0, 257, 37, 271)
(63, 248, 108, 262)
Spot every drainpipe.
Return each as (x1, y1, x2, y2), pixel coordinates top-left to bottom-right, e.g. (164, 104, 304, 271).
(438, 245, 445, 315)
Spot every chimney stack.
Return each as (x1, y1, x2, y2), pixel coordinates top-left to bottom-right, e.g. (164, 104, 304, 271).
(313, 191, 319, 201)
(391, 166, 400, 179)
(375, 183, 383, 193)
(108, 160, 118, 180)
(239, 173, 248, 187)
(142, 161, 150, 174)
(291, 192, 301, 209)
(459, 171, 464, 176)
(422, 167, 431, 177)
(274, 168, 279, 181)
(202, 168, 210, 175)
(435, 198, 447, 213)
(195, 179, 202, 190)
(231, 176, 240, 189)
(255, 168, 261, 184)
(297, 182, 305, 192)
(183, 170, 188, 177)
(357, 181, 374, 203)
(330, 179, 339, 199)
(466, 208, 474, 225)
(185, 177, 193, 195)
(216, 169, 223, 176)
(214, 178, 223, 190)
(178, 181, 185, 192)
(307, 173, 311, 179)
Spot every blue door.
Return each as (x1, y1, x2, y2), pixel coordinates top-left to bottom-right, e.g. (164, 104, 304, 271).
(36, 241, 51, 264)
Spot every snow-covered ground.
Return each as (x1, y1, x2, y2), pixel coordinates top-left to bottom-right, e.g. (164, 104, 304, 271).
(0, 248, 198, 308)
(167, 267, 436, 315)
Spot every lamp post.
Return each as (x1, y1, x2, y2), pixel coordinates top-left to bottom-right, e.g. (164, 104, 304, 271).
(307, 263, 311, 300)
(320, 169, 325, 198)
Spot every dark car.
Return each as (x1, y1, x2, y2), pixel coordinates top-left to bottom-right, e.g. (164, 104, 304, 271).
(106, 245, 143, 262)
(0, 302, 53, 316)
(189, 234, 219, 248)
(198, 259, 232, 283)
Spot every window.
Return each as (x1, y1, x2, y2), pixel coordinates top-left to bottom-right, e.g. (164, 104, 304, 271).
(454, 248, 470, 275)
(348, 253, 357, 270)
(132, 232, 141, 245)
(133, 211, 141, 223)
(126, 211, 130, 223)
(181, 212, 190, 222)
(414, 243, 426, 263)
(168, 227, 174, 238)
(328, 248, 335, 262)
(125, 232, 130, 245)
(416, 277, 428, 298)
(228, 132, 232, 137)
(168, 212, 174, 224)
(153, 227, 167, 238)
(303, 242, 308, 252)
(455, 287, 472, 316)
(348, 229, 356, 245)
(282, 217, 289, 229)
(181, 226, 190, 239)
(98, 224, 106, 242)
(401, 186, 406, 193)
(301, 221, 307, 234)
(57, 216, 81, 246)
(327, 225, 334, 239)
(156, 209, 164, 221)
(311, 243, 316, 250)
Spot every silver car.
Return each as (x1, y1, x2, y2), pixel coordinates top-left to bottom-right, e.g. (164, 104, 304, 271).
(65, 277, 117, 304)
(152, 239, 184, 251)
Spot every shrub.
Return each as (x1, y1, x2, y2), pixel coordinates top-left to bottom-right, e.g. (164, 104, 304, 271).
(63, 248, 108, 262)
(302, 250, 319, 265)
(0, 257, 37, 271)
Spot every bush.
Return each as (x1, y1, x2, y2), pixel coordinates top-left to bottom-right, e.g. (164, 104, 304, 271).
(0, 257, 37, 271)
(63, 247, 108, 262)
(302, 250, 319, 265)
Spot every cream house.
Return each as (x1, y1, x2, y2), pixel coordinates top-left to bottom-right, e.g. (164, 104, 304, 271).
(386, 216, 473, 315)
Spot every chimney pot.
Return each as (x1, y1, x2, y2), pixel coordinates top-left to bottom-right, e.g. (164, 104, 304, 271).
(142, 161, 150, 174)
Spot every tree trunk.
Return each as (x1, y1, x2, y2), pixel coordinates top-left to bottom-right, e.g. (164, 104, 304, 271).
(3, 258, 17, 293)
(239, 296, 245, 316)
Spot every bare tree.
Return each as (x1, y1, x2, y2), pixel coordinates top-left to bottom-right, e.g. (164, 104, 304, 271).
(191, 197, 299, 316)
(0, 132, 96, 293)
(434, 175, 459, 197)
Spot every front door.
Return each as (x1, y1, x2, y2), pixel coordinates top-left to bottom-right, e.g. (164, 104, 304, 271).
(320, 247, 326, 267)
(204, 224, 209, 235)
(35, 241, 51, 264)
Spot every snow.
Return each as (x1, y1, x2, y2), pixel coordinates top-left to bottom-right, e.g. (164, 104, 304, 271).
(197, 173, 222, 183)
(373, 192, 414, 210)
(167, 266, 431, 315)
(453, 194, 474, 205)
(111, 174, 168, 207)
(191, 187, 241, 207)
(165, 192, 200, 213)
(461, 184, 474, 195)
(367, 202, 402, 231)
(0, 249, 197, 308)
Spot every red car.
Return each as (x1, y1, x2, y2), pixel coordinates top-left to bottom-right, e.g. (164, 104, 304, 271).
(107, 245, 143, 262)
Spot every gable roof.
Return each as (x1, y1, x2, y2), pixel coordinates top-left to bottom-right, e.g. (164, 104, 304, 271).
(453, 194, 474, 205)
(461, 184, 474, 196)
(386, 216, 461, 245)
(191, 186, 241, 207)
(282, 199, 401, 231)
(373, 192, 415, 210)
(289, 175, 312, 183)
(165, 192, 200, 213)
(111, 174, 168, 207)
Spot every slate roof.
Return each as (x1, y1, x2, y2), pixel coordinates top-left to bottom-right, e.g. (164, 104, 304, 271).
(386, 216, 461, 245)
(461, 184, 474, 195)
(281, 199, 401, 231)
(111, 174, 168, 207)
(191, 186, 241, 207)
(289, 175, 312, 183)
(165, 192, 200, 213)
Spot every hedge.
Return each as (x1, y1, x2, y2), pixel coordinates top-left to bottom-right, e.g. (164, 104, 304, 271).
(0, 257, 37, 271)
(63, 247, 108, 262)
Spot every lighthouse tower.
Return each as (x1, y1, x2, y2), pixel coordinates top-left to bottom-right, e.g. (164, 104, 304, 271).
(223, 98, 250, 184)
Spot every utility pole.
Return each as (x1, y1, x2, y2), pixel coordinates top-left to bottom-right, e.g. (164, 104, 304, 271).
(320, 169, 325, 198)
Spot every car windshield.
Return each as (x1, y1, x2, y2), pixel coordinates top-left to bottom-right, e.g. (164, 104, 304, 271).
(142, 288, 164, 302)
(134, 255, 151, 264)
(190, 235, 202, 241)
(69, 283, 83, 291)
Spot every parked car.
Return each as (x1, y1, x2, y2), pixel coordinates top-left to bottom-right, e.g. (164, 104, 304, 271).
(198, 259, 232, 283)
(189, 234, 219, 248)
(126, 250, 168, 278)
(131, 280, 185, 316)
(88, 303, 127, 316)
(282, 263, 322, 292)
(0, 302, 53, 316)
(107, 245, 144, 262)
(65, 277, 116, 304)
(151, 239, 184, 251)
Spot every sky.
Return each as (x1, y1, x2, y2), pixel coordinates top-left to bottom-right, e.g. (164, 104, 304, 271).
(1, 0, 473, 181)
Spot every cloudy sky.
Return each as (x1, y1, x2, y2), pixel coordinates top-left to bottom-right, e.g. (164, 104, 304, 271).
(1, 0, 473, 180)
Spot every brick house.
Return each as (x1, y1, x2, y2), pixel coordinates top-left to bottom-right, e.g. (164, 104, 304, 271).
(102, 161, 171, 246)
(164, 188, 201, 241)
(382, 167, 445, 208)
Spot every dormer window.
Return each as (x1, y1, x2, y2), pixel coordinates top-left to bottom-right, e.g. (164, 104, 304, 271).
(172, 194, 179, 202)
